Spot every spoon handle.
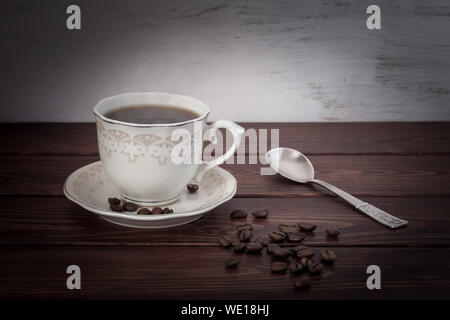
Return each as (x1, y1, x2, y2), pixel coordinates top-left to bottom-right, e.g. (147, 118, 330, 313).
(311, 179, 408, 229)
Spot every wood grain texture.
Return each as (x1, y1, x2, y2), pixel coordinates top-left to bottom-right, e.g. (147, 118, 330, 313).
(1, 155, 449, 197)
(2, 123, 450, 156)
(1, 197, 448, 247)
(0, 246, 448, 299)
(1, 1, 450, 122)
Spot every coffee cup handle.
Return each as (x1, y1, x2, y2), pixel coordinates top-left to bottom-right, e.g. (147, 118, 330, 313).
(194, 120, 245, 182)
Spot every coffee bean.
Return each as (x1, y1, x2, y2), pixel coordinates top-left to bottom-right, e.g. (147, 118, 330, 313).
(152, 207, 163, 215)
(162, 207, 170, 214)
(287, 232, 306, 242)
(290, 245, 308, 254)
(296, 249, 315, 259)
(300, 257, 313, 267)
(233, 242, 246, 253)
(239, 229, 252, 242)
(187, 183, 199, 193)
(294, 279, 311, 290)
(230, 209, 247, 219)
(255, 237, 271, 247)
(290, 263, 306, 274)
(320, 249, 336, 264)
(245, 242, 263, 253)
(326, 227, 340, 237)
(235, 223, 254, 231)
(219, 236, 232, 248)
(271, 262, 287, 273)
(279, 223, 299, 234)
(110, 204, 124, 212)
(309, 262, 325, 275)
(108, 197, 121, 205)
(225, 257, 239, 268)
(267, 243, 280, 255)
(168, 209, 174, 213)
(251, 209, 269, 218)
(123, 202, 138, 211)
(298, 223, 317, 232)
(269, 231, 286, 243)
(271, 247, 291, 259)
(137, 208, 151, 215)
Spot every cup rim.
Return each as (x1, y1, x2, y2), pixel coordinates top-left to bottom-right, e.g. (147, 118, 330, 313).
(93, 92, 210, 127)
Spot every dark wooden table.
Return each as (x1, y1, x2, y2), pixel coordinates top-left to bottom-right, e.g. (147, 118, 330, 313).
(1, 123, 450, 299)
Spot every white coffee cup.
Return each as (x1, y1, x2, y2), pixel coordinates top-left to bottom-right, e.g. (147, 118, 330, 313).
(93, 92, 244, 206)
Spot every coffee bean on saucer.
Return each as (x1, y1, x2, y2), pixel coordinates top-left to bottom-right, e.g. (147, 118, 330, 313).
(298, 223, 317, 232)
(137, 208, 151, 215)
(245, 242, 263, 253)
(271, 262, 287, 273)
(168, 209, 174, 213)
(236, 223, 253, 232)
(279, 223, 299, 234)
(239, 229, 252, 242)
(294, 279, 311, 290)
(326, 227, 340, 237)
(290, 245, 308, 254)
(320, 249, 336, 264)
(233, 241, 246, 253)
(269, 231, 286, 243)
(309, 262, 325, 275)
(108, 197, 121, 205)
(162, 207, 170, 214)
(271, 247, 291, 259)
(230, 209, 247, 219)
(290, 263, 306, 274)
(123, 202, 138, 212)
(187, 183, 199, 193)
(287, 232, 306, 242)
(267, 243, 280, 255)
(152, 207, 163, 215)
(296, 248, 315, 259)
(251, 209, 269, 218)
(225, 257, 239, 268)
(219, 236, 232, 248)
(110, 204, 124, 212)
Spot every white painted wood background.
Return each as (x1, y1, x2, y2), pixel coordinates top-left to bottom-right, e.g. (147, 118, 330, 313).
(0, 0, 449, 122)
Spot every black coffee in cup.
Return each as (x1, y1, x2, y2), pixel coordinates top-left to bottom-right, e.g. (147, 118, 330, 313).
(104, 105, 200, 124)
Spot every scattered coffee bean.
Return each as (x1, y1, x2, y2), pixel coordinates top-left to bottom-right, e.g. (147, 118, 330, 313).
(236, 223, 253, 231)
(225, 257, 239, 268)
(108, 197, 121, 205)
(290, 245, 308, 253)
(300, 257, 313, 267)
(290, 263, 306, 274)
(298, 223, 317, 232)
(267, 243, 280, 255)
(309, 262, 325, 275)
(287, 232, 306, 242)
(271, 262, 287, 273)
(219, 236, 232, 248)
(296, 248, 315, 259)
(269, 231, 286, 243)
(137, 208, 151, 215)
(279, 223, 299, 234)
(255, 237, 271, 247)
(320, 249, 336, 264)
(326, 227, 340, 237)
(251, 209, 269, 218)
(110, 204, 124, 212)
(294, 279, 311, 290)
(230, 209, 247, 219)
(239, 229, 252, 242)
(245, 242, 263, 253)
(123, 202, 138, 212)
(271, 247, 291, 259)
(233, 242, 246, 253)
(187, 183, 199, 193)
(152, 207, 163, 215)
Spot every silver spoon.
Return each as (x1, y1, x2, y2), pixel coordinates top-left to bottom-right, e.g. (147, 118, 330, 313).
(265, 147, 408, 229)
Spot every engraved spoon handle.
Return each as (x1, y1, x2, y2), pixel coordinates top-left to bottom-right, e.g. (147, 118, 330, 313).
(310, 179, 408, 229)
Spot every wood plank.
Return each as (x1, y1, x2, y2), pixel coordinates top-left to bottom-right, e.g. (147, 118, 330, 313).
(1, 155, 449, 197)
(1, 197, 448, 247)
(0, 246, 448, 299)
(1, 123, 450, 156)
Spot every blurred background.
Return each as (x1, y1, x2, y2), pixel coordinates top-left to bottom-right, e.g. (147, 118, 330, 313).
(0, 0, 449, 122)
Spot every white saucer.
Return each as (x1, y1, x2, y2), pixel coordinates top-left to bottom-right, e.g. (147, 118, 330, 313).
(63, 161, 237, 228)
